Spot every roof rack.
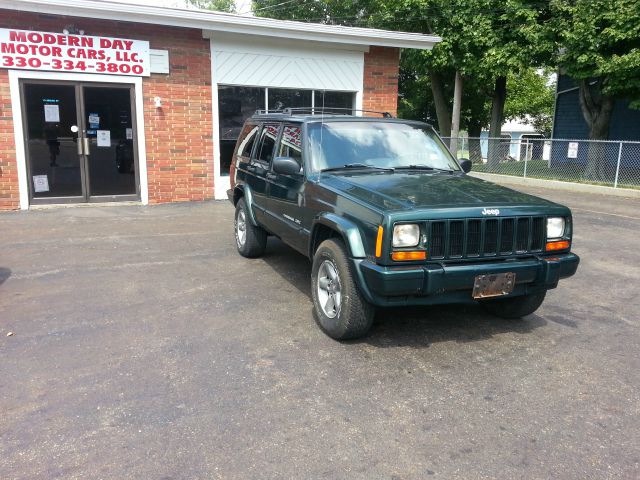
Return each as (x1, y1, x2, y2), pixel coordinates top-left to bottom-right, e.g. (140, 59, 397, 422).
(254, 107, 394, 118)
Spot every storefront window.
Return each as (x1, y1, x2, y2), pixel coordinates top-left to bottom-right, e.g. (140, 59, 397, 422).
(218, 86, 265, 175)
(267, 88, 312, 112)
(218, 85, 355, 176)
(314, 90, 354, 114)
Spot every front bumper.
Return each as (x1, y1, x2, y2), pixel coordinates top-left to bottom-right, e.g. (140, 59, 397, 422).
(355, 253, 580, 307)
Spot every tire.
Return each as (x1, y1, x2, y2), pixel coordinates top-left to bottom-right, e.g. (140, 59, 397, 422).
(481, 291, 546, 319)
(234, 198, 267, 258)
(311, 238, 374, 340)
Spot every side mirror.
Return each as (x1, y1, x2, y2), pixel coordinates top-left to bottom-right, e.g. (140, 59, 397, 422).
(459, 158, 472, 173)
(273, 156, 302, 176)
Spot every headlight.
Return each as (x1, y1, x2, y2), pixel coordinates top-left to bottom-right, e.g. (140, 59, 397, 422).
(547, 217, 565, 239)
(393, 223, 420, 247)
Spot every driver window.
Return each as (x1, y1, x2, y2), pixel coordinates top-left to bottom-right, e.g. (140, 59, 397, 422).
(254, 123, 280, 165)
(277, 125, 303, 167)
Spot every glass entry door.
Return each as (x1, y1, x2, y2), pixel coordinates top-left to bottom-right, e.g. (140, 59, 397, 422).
(22, 81, 139, 204)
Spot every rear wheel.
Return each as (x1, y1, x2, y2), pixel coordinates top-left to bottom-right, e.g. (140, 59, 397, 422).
(481, 291, 546, 319)
(311, 239, 374, 340)
(234, 198, 267, 258)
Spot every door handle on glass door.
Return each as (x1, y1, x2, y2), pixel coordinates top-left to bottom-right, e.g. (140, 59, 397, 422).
(83, 137, 90, 155)
(77, 138, 83, 156)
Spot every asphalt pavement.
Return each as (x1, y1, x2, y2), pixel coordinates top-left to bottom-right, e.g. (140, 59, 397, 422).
(1, 185, 639, 479)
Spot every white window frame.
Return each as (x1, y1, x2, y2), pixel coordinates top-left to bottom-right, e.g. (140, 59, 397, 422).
(214, 85, 358, 198)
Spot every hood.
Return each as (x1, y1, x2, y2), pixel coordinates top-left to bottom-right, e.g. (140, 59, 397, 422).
(320, 171, 558, 211)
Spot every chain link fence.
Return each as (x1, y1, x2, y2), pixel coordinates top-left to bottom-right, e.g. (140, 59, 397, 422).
(442, 137, 640, 189)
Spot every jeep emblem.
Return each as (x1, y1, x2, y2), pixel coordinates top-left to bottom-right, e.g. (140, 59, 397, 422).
(481, 208, 500, 216)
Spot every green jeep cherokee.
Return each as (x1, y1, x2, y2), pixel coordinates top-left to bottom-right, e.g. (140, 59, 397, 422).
(228, 110, 579, 340)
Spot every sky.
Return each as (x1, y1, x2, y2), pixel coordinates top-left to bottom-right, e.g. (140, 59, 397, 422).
(109, 0, 253, 15)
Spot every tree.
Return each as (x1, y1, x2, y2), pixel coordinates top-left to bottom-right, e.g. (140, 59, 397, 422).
(186, 0, 236, 12)
(550, 0, 640, 179)
(504, 69, 556, 137)
(369, 0, 554, 163)
(251, 1, 368, 23)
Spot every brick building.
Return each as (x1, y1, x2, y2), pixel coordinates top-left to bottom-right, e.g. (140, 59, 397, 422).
(0, 0, 439, 210)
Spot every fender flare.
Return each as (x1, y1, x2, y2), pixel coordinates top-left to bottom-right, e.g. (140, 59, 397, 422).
(311, 213, 367, 258)
(234, 185, 259, 227)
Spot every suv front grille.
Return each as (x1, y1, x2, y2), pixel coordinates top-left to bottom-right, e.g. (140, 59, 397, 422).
(428, 216, 546, 260)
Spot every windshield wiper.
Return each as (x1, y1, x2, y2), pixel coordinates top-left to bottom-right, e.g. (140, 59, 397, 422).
(320, 163, 395, 173)
(395, 164, 454, 173)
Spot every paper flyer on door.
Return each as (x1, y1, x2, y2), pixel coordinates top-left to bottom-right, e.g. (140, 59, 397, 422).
(97, 130, 111, 147)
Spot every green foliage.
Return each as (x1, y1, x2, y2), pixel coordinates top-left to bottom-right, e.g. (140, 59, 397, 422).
(551, 0, 640, 108)
(187, 0, 236, 13)
(505, 69, 556, 136)
(251, 0, 370, 24)
(369, 0, 555, 135)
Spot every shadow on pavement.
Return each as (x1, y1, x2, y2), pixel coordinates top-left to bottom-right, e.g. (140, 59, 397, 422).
(260, 238, 548, 347)
(261, 237, 312, 299)
(362, 305, 547, 349)
(0, 267, 10, 287)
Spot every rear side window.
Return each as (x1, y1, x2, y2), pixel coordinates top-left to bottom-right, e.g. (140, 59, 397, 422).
(236, 124, 260, 158)
(277, 125, 303, 167)
(254, 123, 280, 164)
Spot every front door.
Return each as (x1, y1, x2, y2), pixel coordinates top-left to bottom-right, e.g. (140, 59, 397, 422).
(22, 81, 139, 204)
(267, 124, 306, 253)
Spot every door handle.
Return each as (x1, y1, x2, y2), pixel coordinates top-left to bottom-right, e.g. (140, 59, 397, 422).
(77, 138, 83, 155)
(83, 137, 90, 156)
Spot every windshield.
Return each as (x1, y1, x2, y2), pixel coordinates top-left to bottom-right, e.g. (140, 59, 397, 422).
(308, 121, 460, 172)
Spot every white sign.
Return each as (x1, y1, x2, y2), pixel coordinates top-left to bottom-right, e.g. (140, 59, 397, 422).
(150, 49, 169, 74)
(126, 128, 133, 140)
(44, 104, 59, 122)
(0, 29, 150, 76)
(97, 130, 111, 147)
(33, 175, 49, 192)
(567, 142, 579, 159)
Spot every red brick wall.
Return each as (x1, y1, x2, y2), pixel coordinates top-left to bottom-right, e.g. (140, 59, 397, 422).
(362, 46, 400, 117)
(0, 68, 18, 209)
(0, 10, 213, 209)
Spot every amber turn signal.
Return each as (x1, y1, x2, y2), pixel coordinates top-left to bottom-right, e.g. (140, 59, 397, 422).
(375, 226, 384, 258)
(391, 251, 427, 261)
(546, 240, 570, 251)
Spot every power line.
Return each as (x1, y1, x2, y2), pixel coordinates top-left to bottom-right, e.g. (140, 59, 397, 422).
(239, 0, 300, 15)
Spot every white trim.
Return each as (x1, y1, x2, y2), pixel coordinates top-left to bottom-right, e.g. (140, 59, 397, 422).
(8, 72, 28, 210)
(210, 53, 227, 200)
(4, 0, 440, 50)
(7, 70, 148, 209)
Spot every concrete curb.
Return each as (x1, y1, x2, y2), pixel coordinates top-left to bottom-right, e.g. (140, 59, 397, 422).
(470, 172, 640, 199)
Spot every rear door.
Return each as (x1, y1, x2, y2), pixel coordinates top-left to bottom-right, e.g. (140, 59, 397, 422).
(267, 123, 307, 253)
(231, 122, 260, 189)
(247, 122, 281, 231)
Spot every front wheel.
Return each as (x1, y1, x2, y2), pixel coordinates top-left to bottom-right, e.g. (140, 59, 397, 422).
(481, 291, 546, 319)
(311, 239, 374, 340)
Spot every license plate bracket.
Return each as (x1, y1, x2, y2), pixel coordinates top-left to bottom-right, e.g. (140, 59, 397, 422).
(472, 272, 516, 299)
